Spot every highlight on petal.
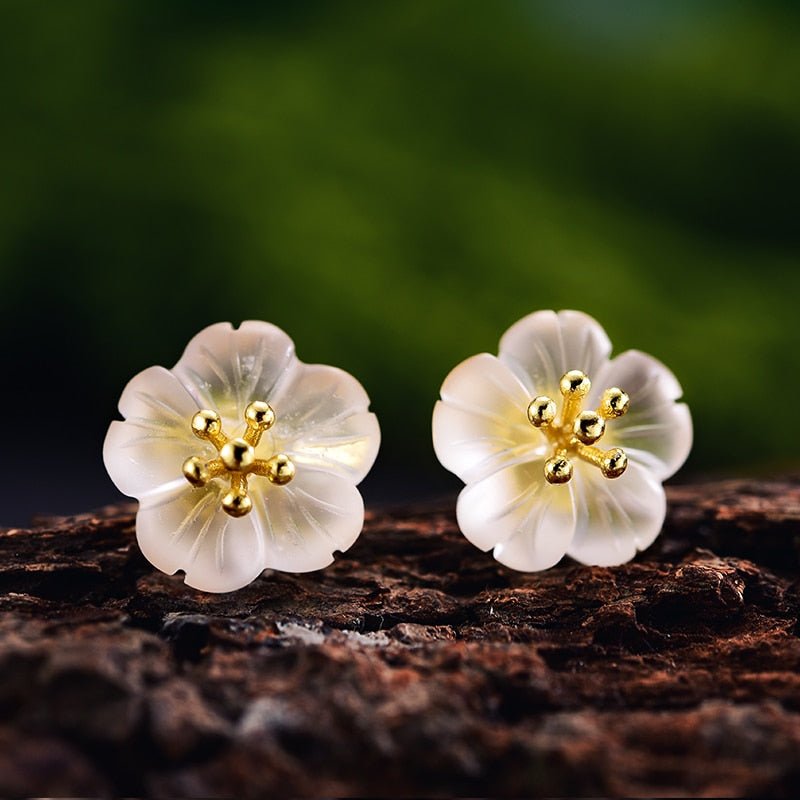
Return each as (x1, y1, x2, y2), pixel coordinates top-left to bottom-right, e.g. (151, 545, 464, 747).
(433, 353, 542, 484)
(103, 366, 202, 499)
(252, 468, 365, 573)
(269, 363, 380, 484)
(136, 483, 267, 593)
(456, 458, 576, 570)
(567, 460, 666, 567)
(498, 309, 612, 397)
(592, 350, 692, 481)
(173, 321, 296, 425)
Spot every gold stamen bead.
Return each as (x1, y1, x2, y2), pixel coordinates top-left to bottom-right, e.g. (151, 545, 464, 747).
(266, 453, 296, 485)
(245, 400, 275, 430)
(220, 438, 255, 471)
(527, 396, 557, 428)
(601, 448, 628, 479)
(191, 409, 222, 439)
(599, 387, 630, 419)
(182, 456, 208, 487)
(574, 410, 606, 445)
(544, 456, 573, 485)
(559, 370, 591, 397)
(222, 490, 252, 517)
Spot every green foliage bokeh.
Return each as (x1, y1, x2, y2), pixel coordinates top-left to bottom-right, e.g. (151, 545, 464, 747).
(1, 0, 799, 510)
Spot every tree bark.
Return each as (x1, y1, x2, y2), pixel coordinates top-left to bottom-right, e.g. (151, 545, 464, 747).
(1, 478, 799, 797)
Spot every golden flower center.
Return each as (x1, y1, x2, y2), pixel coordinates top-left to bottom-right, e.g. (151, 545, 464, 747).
(182, 400, 295, 517)
(527, 370, 630, 485)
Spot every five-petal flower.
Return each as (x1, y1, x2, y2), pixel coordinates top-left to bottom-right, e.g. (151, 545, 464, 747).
(432, 310, 692, 570)
(104, 321, 380, 592)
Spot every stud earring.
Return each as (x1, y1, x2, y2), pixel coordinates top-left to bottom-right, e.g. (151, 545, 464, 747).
(104, 321, 380, 593)
(432, 309, 692, 570)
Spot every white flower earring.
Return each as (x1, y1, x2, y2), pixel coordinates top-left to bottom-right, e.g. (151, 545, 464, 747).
(432, 310, 692, 570)
(104, 321, 380, 593)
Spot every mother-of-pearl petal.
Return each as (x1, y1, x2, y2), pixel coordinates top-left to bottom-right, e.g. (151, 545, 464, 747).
(136, 483, 268, 593)
(432, 353, 543, 485)
(103, 366, 204, 499)
(252, 468, 365, 573)
(498, 309, 612, 397)
(172, 320, 296, 426)
(456, 458, 576, 570)
(269, 364, 380, 484)
(591, 350, 692, 481)
(566, 460, 666, 567)
(137, 468, 364, 591)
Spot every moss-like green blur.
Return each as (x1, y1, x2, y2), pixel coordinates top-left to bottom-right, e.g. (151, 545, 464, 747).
(1, 1, 798, 514)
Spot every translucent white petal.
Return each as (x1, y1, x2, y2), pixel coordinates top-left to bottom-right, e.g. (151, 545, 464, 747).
(591, 350, 692, 481)
(252, 468, 365, 573)
(137, 484, 267, 593)
(456, 458, 576, 570)
(498, 309, 612, 397)
(269, 364, 380, 484)
(103, 366, 202, 499)
(432, 353, 542, 484)
(172, 321, 296, 425)
(567, 460, 666, 567)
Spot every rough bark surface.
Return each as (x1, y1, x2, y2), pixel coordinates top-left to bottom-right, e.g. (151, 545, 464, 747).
(1, 478, 799, 797)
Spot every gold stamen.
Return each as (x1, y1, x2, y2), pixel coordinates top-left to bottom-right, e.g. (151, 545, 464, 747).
(601, 448, 628, 478)
(527, 370, 629, 485)
(558, 370, 591, 429)
(183, 401, 295, 516)
(244, 401, 275, 447)
(182, 456, 208, 487)
(191, 410, 227, 450)
(255, 453, 296, 485)
(598, 387, 630, 419)
(222, 480, 252, 517)
(573, 410, 605, 445)
(220, 437, 255, 471)
(182, 456, 229, 487)
(544, 455, 573, 484)
(527, 396, 557, 428)
(575, 443, 628, 479)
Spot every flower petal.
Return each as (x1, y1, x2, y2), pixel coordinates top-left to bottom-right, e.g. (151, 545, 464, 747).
(592, 350, 692, 481)
(433, 353, 542, 484)
(269, 364, 380, 483)
(252, 468, 365, 573)
(498, 309, 612, 396)
(172, 321, 296, 425)
(566, 460, 666, 567)
(103, 366, 202, 499)
(456, 458, 576, 570)
(136, 484, 267, 593)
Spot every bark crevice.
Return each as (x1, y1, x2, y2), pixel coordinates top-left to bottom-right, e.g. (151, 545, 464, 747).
(1, 478, 799, 797)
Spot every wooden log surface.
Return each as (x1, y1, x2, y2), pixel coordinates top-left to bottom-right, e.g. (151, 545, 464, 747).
(1, 478, 799, 797)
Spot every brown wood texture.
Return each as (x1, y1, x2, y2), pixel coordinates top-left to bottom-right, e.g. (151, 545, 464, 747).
(1, 478, 799, 797)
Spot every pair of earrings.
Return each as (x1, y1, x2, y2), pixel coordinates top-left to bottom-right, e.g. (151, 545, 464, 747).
(104, 310, 692, 593)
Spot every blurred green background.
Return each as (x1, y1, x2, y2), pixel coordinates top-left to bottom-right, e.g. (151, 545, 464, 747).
(1, 1, 798, 524)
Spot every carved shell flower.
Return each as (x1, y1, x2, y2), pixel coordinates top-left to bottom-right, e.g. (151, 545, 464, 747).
(104, 321, 380, 592)
(432, 310, 692, 570)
